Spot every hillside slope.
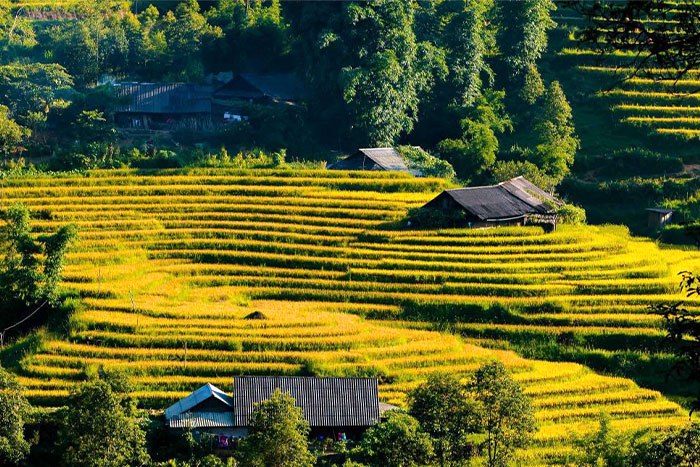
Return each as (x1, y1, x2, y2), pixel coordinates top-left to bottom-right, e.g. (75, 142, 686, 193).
(0, 168, 697, 464)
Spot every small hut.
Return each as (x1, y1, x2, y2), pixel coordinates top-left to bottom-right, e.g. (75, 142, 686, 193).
(422, 176, 562, 231)
(164, 383, 236, 436)
(646, 208, 673, 229)
(329, 148, 421, 176)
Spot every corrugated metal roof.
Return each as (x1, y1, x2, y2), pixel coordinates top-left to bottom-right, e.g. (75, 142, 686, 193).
(167, 411, 236, 429)
(165, 383, 233, 420)
(432, 176, 561, 221)
(232, 376, 380, 427)
(115, 82, 213, 114)
(358, 148, 409, 171)
(646, 207, 673, 214)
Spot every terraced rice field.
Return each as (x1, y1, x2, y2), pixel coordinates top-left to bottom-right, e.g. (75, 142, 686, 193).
(558, 12, 700, 140)
(2, 169, 698, 464)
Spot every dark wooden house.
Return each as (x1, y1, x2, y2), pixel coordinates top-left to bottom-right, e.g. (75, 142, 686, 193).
(423, 176, 562, 230)
(114, 82, 213, 130)
(212, 73, 307, 122)
(329, 147, 421, 176)
(646, 207, 673, 229)
(232, 376, 381, 440)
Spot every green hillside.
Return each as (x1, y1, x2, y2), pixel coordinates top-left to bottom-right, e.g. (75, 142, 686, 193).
(1, 168, 697, 464)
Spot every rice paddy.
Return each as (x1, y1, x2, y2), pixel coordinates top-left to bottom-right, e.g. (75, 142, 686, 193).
(1, 168, 696, 465)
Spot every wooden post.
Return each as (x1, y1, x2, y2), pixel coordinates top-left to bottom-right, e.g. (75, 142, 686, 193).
(129, 290, 138, 328)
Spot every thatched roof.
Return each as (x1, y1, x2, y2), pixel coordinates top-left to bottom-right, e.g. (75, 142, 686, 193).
(232, 376, 380, 427)
(244, 311, 267, 320)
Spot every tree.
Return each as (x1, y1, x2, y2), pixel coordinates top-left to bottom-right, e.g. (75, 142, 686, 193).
(0, 105, 28, 159)
(468, 361, 536, 467)
(442, 0, 494, 107)
(355, 411, 434, 467)
(58, 378, 149, 467)
(572, 413, 631, 467)
(436, 90, 511, 181)
(652, 271, 700, 414)
(498, 0, 556, 103)
(340, 0, 439, 146)
(408, 374, 480, 467)
(239, 388, 314, 467)
(0, 63, 73, 116)
(565, 0, 700, 83)
(630, 423, 700, 467)
(533, 81, 579, 183)
(0, 367, 31, 465)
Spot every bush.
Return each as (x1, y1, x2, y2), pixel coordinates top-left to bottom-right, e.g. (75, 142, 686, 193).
(557, 203, 586, 225)
(397, 145, 456, 179)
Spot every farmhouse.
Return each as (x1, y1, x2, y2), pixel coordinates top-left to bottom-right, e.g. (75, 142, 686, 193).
(114, 82, 214, 130)
(165, 376, 383, 441)
(422, 176, 562, 230)
(329, 147, 421, 175)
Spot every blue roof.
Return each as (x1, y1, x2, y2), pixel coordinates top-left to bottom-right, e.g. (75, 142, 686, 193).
(164, 383, 233, 420)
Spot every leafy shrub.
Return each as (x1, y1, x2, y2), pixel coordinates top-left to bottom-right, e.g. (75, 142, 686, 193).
(557, 203, 587, 225)
(397, 145, 456, 179)
(574, 147, 684, 178)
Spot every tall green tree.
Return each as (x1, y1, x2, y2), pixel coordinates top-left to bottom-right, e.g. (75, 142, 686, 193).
(0, 367, 31, 465)
(240, 388, 314, 467)
(408, 374, 480, 467)
(533, 81, 579, 183)
(0, 203, 77, 336)
(340, 0, 440, 146)
(58, 378, 149, 467)
(356, 411, 434, 467)
(498, 0, 556, 103)
(469, 361, 536, 467)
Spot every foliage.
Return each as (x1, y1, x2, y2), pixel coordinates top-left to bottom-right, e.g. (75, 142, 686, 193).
(355, 411, 434, 467)
(630, 423, 700, 467)
(239, 388, 314, 467)
(408, 374, 480, 467)
(533, 81, 579, 183)
(340, 0, 440, 146)
(652, 271, 700, 414)
(57, 377, 149, 467)
(0, 105, 29, 159)
(436, 90, 511, 181)
(557, 203, 587, 225)
(468, 361, 536, 467)
(0, 366, 31, 465)
(0, 63, 73, 116)
(0, 203, 77, 309)
(572, 413, 632, 467)
(498, 0, 556, 103)
(490, 159, 557, 192)
(397, 145, 455, 179)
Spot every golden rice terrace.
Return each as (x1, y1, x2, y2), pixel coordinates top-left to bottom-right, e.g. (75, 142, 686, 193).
(2, 168, 699, 464)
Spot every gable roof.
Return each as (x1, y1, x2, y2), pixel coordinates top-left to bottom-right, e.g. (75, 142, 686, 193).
(356, 148, 409, 171)
(214, 73, 307, 103)
(432, 176, 561, 221)
(115, 82, 213, 114)
(232, 376, 380, 428)
(164, 383, 234, 420)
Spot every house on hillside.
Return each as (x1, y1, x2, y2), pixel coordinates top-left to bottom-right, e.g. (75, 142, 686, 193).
(422, 176, 562, 231)
(329, 147, 421, 176)
(114, 82, 214, 130)
(165, 377, 387, 442)
(212, 73, 308, 122)
(164, 383, 236, 437)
